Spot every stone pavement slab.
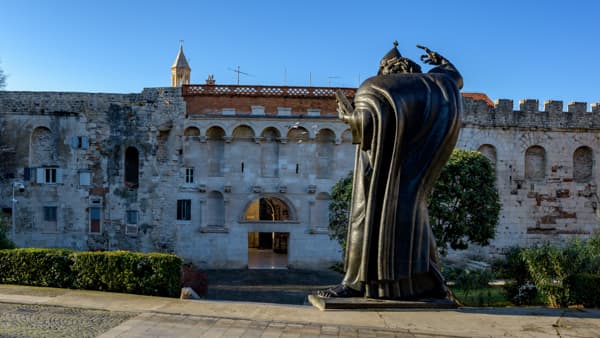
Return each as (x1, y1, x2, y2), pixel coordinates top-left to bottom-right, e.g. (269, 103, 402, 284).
(0, 284, 599, 337)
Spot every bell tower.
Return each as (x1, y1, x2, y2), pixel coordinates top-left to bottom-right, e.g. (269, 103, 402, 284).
(171, 41, 191, 87)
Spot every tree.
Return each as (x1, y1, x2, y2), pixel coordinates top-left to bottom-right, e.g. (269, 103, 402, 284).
(328, 149, 500, 256)
(0, 62, 6, 89)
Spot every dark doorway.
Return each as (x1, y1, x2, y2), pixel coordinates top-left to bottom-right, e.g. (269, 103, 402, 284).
(124, 146, 139, 188)
(248, 232, 289, 269)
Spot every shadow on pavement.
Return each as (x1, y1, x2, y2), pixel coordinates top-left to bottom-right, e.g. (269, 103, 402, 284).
(204, 269, 342, 305)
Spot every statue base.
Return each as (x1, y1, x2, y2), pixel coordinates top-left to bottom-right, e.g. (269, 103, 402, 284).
(307, 294, 458, 311)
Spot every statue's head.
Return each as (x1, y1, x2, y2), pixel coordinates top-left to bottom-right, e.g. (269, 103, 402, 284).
(378, 41, 422, 75)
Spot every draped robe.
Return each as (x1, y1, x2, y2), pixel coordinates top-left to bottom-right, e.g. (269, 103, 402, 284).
(342, 62, 462, 299)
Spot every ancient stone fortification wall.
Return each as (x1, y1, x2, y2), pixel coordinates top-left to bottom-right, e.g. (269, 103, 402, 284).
(0, 88, 186, 254)
(2, 89, 600, 266)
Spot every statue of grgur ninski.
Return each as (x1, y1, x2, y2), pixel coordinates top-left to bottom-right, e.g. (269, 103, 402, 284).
(318, 41, 463, 302)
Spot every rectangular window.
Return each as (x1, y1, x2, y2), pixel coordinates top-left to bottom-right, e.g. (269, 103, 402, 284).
(185, 167, 194, 184)
(79, 171, 91, 186)
(45, 168, 57, 183)
(43, 206, 57, 222)
(177, 199, 191, 221)
(90, 206, 101, 233)
(126, 210, 138, 224)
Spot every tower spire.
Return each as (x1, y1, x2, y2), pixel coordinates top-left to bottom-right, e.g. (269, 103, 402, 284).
(171, 41, 191, 87)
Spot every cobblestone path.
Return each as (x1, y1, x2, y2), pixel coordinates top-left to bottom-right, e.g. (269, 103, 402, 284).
(0, 302, 135, 338)
(101, 312, 417, 337)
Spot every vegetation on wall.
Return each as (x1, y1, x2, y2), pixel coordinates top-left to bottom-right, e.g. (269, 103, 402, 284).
(328, 149, 501, 256)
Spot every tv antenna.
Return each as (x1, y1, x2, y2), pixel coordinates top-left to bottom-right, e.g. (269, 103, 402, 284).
(228, 66, 253, 85)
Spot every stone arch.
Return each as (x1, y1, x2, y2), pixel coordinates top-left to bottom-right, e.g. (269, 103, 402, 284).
(232, 124, 256, 140)
(124, 146, 140, 188)
(30, 126, 54, 166)
(206, 126, 225, 176)
(316, 128, 336, 178)
(184, 126, 200, 137)
(341, 129, 353, 143)
(478, 144, 497, 166)
(243, 194, 296, 221)
(260, 127, 280, 177)
(525, 145, 546, 181)
(206, 191, 225, 226)
(573, 146, 593, 183)
(286, 126, 309, 174)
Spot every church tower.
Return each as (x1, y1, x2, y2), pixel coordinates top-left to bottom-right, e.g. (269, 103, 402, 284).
(171, 42, 191, 87)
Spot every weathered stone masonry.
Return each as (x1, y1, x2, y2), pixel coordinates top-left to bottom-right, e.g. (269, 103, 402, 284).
(1, 85, 600, 267)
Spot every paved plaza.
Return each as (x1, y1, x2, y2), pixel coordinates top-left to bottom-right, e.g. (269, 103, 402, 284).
(0, 283, 599, 337)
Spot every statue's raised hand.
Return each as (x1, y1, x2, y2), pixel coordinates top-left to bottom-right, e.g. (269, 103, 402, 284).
(417, 45, 446, 66)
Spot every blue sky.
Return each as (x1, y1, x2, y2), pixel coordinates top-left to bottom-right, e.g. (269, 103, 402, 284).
(1, 1, 599, 107)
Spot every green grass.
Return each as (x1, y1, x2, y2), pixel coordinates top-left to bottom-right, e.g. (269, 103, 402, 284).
(452, 286, 512, 307)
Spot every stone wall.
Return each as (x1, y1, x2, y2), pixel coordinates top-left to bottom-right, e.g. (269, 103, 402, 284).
(2, 88, 600, 267)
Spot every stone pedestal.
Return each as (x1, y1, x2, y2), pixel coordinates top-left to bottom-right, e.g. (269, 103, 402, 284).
(307, 294, 458, 311)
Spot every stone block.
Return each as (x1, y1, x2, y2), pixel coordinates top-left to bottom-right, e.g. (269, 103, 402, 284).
(567, 102, 587, 113)
(519, 99, 539, 113)
(543, 100, 563, 113)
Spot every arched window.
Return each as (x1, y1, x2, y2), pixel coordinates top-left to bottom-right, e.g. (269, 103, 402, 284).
(244, 196, 291, 221)
(207, 191, 225, 226)
(525, 145, 546, 181)
(233, 125, 256, 173)
(287, 126, 309, 174)
(478, 144, 497, 166)
(124, 146, 139, 188)
(316, 129, 335, 178)
(260, 127, 280, 177)
(30, 126, 54, 166)
(573, 146, 593, 183)
(206, 126, 225, 177)
(232, 125, 255, 141)
(184, 126, 200, 137)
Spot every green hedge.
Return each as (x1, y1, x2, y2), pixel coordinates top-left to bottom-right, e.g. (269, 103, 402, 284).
(0, 248, 182, 297)
(0, 248, 74, 288)
(72, 251, 182, 297)
(566, 273, 600, 308)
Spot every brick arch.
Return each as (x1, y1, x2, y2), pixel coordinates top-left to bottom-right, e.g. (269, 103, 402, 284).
(287, 126, 309, 142)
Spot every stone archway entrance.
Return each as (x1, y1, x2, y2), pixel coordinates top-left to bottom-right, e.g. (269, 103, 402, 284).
(245, 196, 291, 269)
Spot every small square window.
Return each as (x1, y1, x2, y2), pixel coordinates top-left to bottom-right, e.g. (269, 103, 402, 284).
(79, 172, 91, 186)
(43, 206, 57, 222)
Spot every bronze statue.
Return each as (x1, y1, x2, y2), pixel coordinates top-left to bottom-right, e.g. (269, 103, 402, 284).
(319, 42, 463, 300)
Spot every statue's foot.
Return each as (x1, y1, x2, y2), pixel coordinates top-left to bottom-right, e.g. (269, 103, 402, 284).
(316, 284, 363, 298)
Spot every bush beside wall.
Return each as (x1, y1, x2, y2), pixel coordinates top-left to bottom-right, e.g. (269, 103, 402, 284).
(566, 273, 600, 308)
(0, 249, 182, 297)
(0, 248, 74, 288)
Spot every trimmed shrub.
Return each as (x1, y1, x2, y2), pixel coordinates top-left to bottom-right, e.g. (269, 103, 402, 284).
(71, 251, 182, 297)
(566, 273, 600, 308)
(0, 248, 74, 288)
(0, 249, 182, 297)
